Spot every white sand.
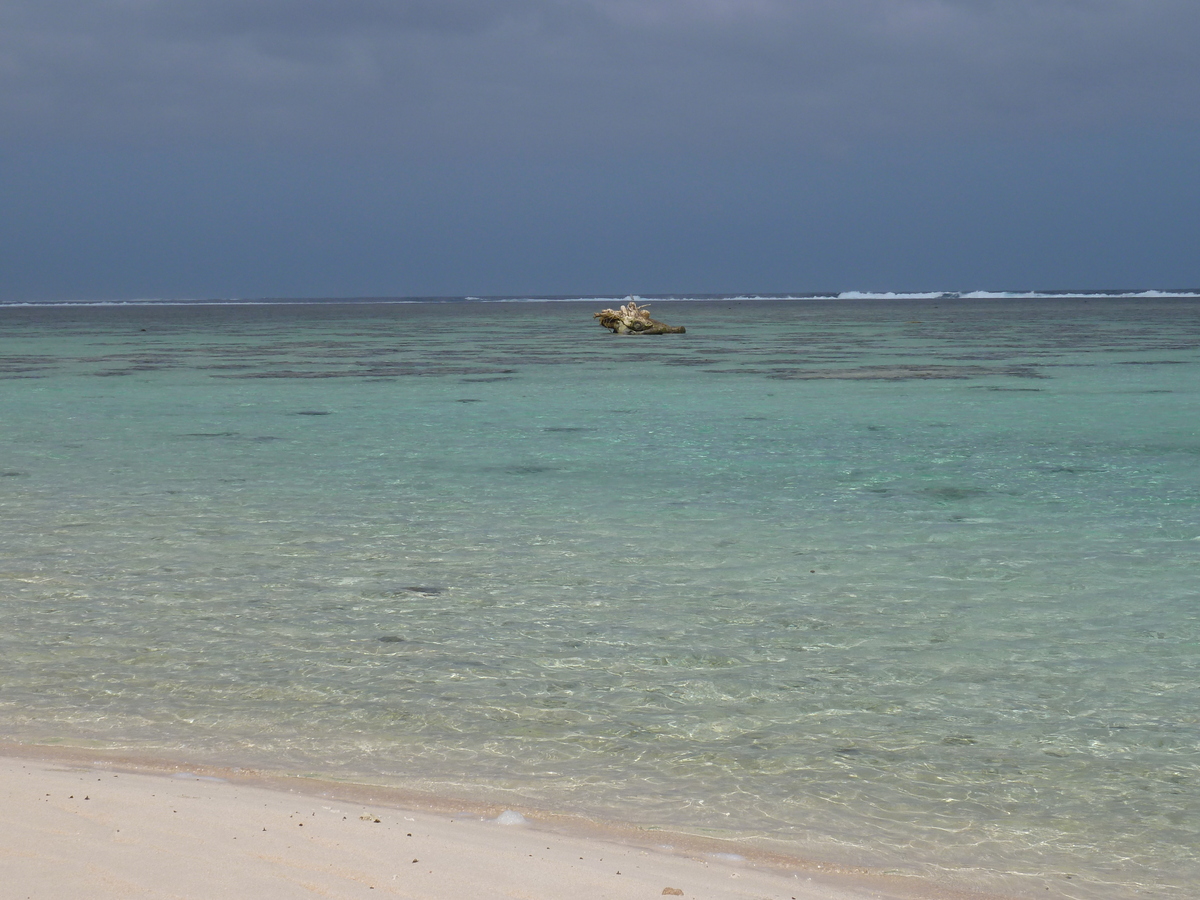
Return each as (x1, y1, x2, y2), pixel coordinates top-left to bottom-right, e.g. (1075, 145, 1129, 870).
(0, 749, 999, 900)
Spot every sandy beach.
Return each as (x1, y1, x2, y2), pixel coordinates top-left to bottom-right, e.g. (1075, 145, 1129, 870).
(0, 746, 1000, 900)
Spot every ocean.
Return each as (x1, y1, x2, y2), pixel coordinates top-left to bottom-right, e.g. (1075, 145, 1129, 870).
(1, 296, 1197, 899)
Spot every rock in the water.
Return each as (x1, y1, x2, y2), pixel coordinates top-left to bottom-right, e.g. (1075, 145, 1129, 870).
(594, 298, 685, 334)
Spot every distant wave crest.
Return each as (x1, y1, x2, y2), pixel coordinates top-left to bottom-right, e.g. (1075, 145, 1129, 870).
(3, 289, 1199, 308)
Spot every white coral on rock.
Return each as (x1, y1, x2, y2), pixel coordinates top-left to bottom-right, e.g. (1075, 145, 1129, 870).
(593, 297, 684, 334)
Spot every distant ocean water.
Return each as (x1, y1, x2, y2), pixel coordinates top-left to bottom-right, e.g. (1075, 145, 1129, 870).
(1, 296, 1197, 899)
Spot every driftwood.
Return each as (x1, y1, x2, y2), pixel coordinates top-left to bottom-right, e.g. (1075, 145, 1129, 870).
(593, 299, 685, 334)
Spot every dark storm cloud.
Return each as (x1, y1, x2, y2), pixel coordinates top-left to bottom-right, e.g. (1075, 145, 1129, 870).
(2, 0, 1198, 148)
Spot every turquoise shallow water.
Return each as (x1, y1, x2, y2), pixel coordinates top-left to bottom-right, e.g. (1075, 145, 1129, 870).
(1, 298, 1198, 899)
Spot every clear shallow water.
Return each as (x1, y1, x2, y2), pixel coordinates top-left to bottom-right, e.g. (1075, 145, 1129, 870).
(1, 298, 1197, 899)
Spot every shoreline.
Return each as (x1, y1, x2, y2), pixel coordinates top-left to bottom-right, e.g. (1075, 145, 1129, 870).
(1, 741, 1009, 900)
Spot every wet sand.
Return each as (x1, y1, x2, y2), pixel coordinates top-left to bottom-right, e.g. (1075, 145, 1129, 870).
(0, 746, 1004, 900)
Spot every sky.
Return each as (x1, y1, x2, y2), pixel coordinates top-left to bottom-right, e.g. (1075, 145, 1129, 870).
(2, 0, 1199, 300)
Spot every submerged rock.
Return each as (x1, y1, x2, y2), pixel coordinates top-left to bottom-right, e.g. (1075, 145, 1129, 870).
(594, 298, 685, 334)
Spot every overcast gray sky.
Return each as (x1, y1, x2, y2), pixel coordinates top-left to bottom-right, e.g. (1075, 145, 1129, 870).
(3, 0, 1199, 299)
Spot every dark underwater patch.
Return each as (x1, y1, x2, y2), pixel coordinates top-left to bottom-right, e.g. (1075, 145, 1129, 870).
(502, 464, 559, 475)
(216, 371, 346, 379)
(921, 486, 988, 501)
(942, 735, 979, 746)
(378, 586, 443, 597)
(0, 365, 48, 374)
(763, 364, 1046, 381)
